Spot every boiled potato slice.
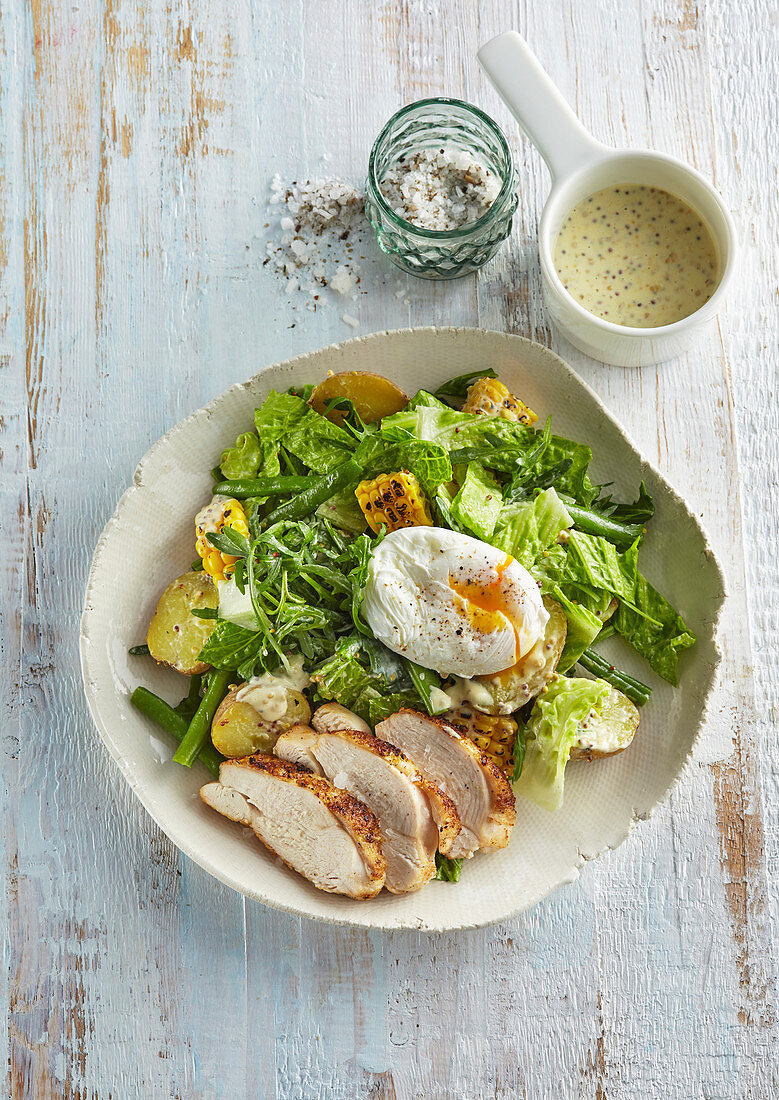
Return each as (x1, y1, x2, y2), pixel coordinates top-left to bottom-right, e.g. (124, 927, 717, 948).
(309, 371, 408, 424)
(146, 571, 218, 675)
(211, 686, 311, 757)
(569, 685, 639, 760)
(472, 597, 568, 715)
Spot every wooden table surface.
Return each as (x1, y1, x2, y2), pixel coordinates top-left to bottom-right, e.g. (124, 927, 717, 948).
(3, 0, 777, 1096)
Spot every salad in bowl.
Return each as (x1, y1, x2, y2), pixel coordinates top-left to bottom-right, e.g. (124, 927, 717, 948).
(129, 367, 696, 900)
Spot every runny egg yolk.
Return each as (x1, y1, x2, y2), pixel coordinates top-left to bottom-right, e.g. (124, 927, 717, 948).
(448, 554, 521, 666)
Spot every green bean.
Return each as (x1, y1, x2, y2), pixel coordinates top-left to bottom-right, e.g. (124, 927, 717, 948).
(128, 643, 150, 656)
(408, 662, 448, 715)
(173, 670, 233, 768)
(213, 476, 311, 498)
(576, 649, 652, 707)
(261, 458, 363, 527)
(130, 687, 223, 775)
(565, 503, 643, 550)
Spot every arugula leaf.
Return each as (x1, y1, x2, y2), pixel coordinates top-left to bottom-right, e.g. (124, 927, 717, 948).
(597, 481, 655, 524)
(512, 724, 527, 782)
(433, 367, 498, 399)
(451, 463, 503, 540)
(434, 853, 464, 882)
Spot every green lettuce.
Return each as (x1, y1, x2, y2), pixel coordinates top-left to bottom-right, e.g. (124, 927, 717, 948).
(220, 431, 282, 481)
(285, 413, 355, 473)
(254, 390, 310, 441)
(615, 544, 696, 684)
(516, 676, 610, 812)
(492, 488, 573, 568)
(254, 390, 355, 473)
(381, 404, 596, 503)
(451, 463, 503, 540)
(221, 431, 261, 479)
(533, 534, 695, 683)
(312, 649, 416, 725)
(406, 389, 449, 411)
(316, 487, 368, 533)
(361, 436, 453, 495)
(551, 590, 603, 673)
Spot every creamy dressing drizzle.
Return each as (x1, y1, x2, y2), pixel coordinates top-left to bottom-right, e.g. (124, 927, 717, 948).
(236, 655, 310, 722)
(195, 495, 230, 536)
(553, 184, 719, 328)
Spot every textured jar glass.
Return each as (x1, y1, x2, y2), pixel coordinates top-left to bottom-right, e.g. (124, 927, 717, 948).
(365, 98, 517, 280)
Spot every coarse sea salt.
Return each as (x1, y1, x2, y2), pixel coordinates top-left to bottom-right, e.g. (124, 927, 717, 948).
(379, 147, 501, 231)
(263, 176, 370, 323)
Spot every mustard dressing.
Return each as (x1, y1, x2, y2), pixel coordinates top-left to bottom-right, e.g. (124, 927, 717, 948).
(553, 184, 719, 327)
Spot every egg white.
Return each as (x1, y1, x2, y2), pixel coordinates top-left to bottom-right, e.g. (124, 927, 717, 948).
(363, 527, 549, 678)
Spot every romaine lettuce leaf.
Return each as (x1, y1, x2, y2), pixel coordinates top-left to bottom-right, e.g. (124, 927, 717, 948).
(217, 576, 259, 630)
(451, 463, 503, 540)
(362, 437, 453, 495)
(312, 649, 416, 724)
(253, 390, 355, 473)
(316, 487, 368, 533)
(220, 432, 281, 481)
(492, 488, 572, 567)
(221, 432, 261, 479)
(285, 411, 355, 473)
(534, 534, 695, 683)
(516, 676, 610, 811)
(550, 590, 603, 672)
(615, 544, 696, 684)
(407, 389, 450, 411)
(254, 390, 310, 441)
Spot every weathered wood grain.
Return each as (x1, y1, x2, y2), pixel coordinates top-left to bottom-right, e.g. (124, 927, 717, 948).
(3, 0, 777, 1095)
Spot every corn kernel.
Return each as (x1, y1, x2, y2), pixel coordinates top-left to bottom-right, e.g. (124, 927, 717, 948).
(447, 705, 518, 777)
(355, 471, 433, 535)
(463, 376, 538, 425)
(195, 497, 249, 583)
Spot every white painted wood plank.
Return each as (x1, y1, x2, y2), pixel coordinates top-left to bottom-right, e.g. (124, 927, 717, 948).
(3, 0, 777, 1095)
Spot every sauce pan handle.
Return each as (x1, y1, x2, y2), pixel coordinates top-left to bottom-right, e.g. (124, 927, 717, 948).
(478, 31, 607, 182)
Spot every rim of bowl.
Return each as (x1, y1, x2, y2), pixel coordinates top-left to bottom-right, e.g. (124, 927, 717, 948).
(537, 151, 737, 338)
(367, 96, 516, 241)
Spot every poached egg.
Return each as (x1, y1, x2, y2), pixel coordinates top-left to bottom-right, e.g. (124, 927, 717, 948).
(363, 527, 549, 678)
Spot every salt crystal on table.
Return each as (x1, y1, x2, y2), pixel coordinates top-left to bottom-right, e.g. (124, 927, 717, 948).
(342, 314, 359, 327)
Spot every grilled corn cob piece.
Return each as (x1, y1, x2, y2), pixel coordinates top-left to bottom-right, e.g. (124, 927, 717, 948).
(355, 471, 433, 534)
(463, 376, 538, 425)
(447, 705, 518, 777)
(195, 496, 249, 583)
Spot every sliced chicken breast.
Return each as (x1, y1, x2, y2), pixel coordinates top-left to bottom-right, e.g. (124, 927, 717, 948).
(200, 755, 386, 899)
(275, 722, 460, 893)
(375, 709, 516, 858)
(311, 702, 372, 735)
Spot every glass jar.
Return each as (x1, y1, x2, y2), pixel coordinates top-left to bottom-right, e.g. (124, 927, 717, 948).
(365, 98, 517, 280)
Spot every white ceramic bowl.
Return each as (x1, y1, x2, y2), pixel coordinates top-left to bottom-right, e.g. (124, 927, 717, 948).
(80, 328, 725, 931)
(478, 33, 737, 367)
